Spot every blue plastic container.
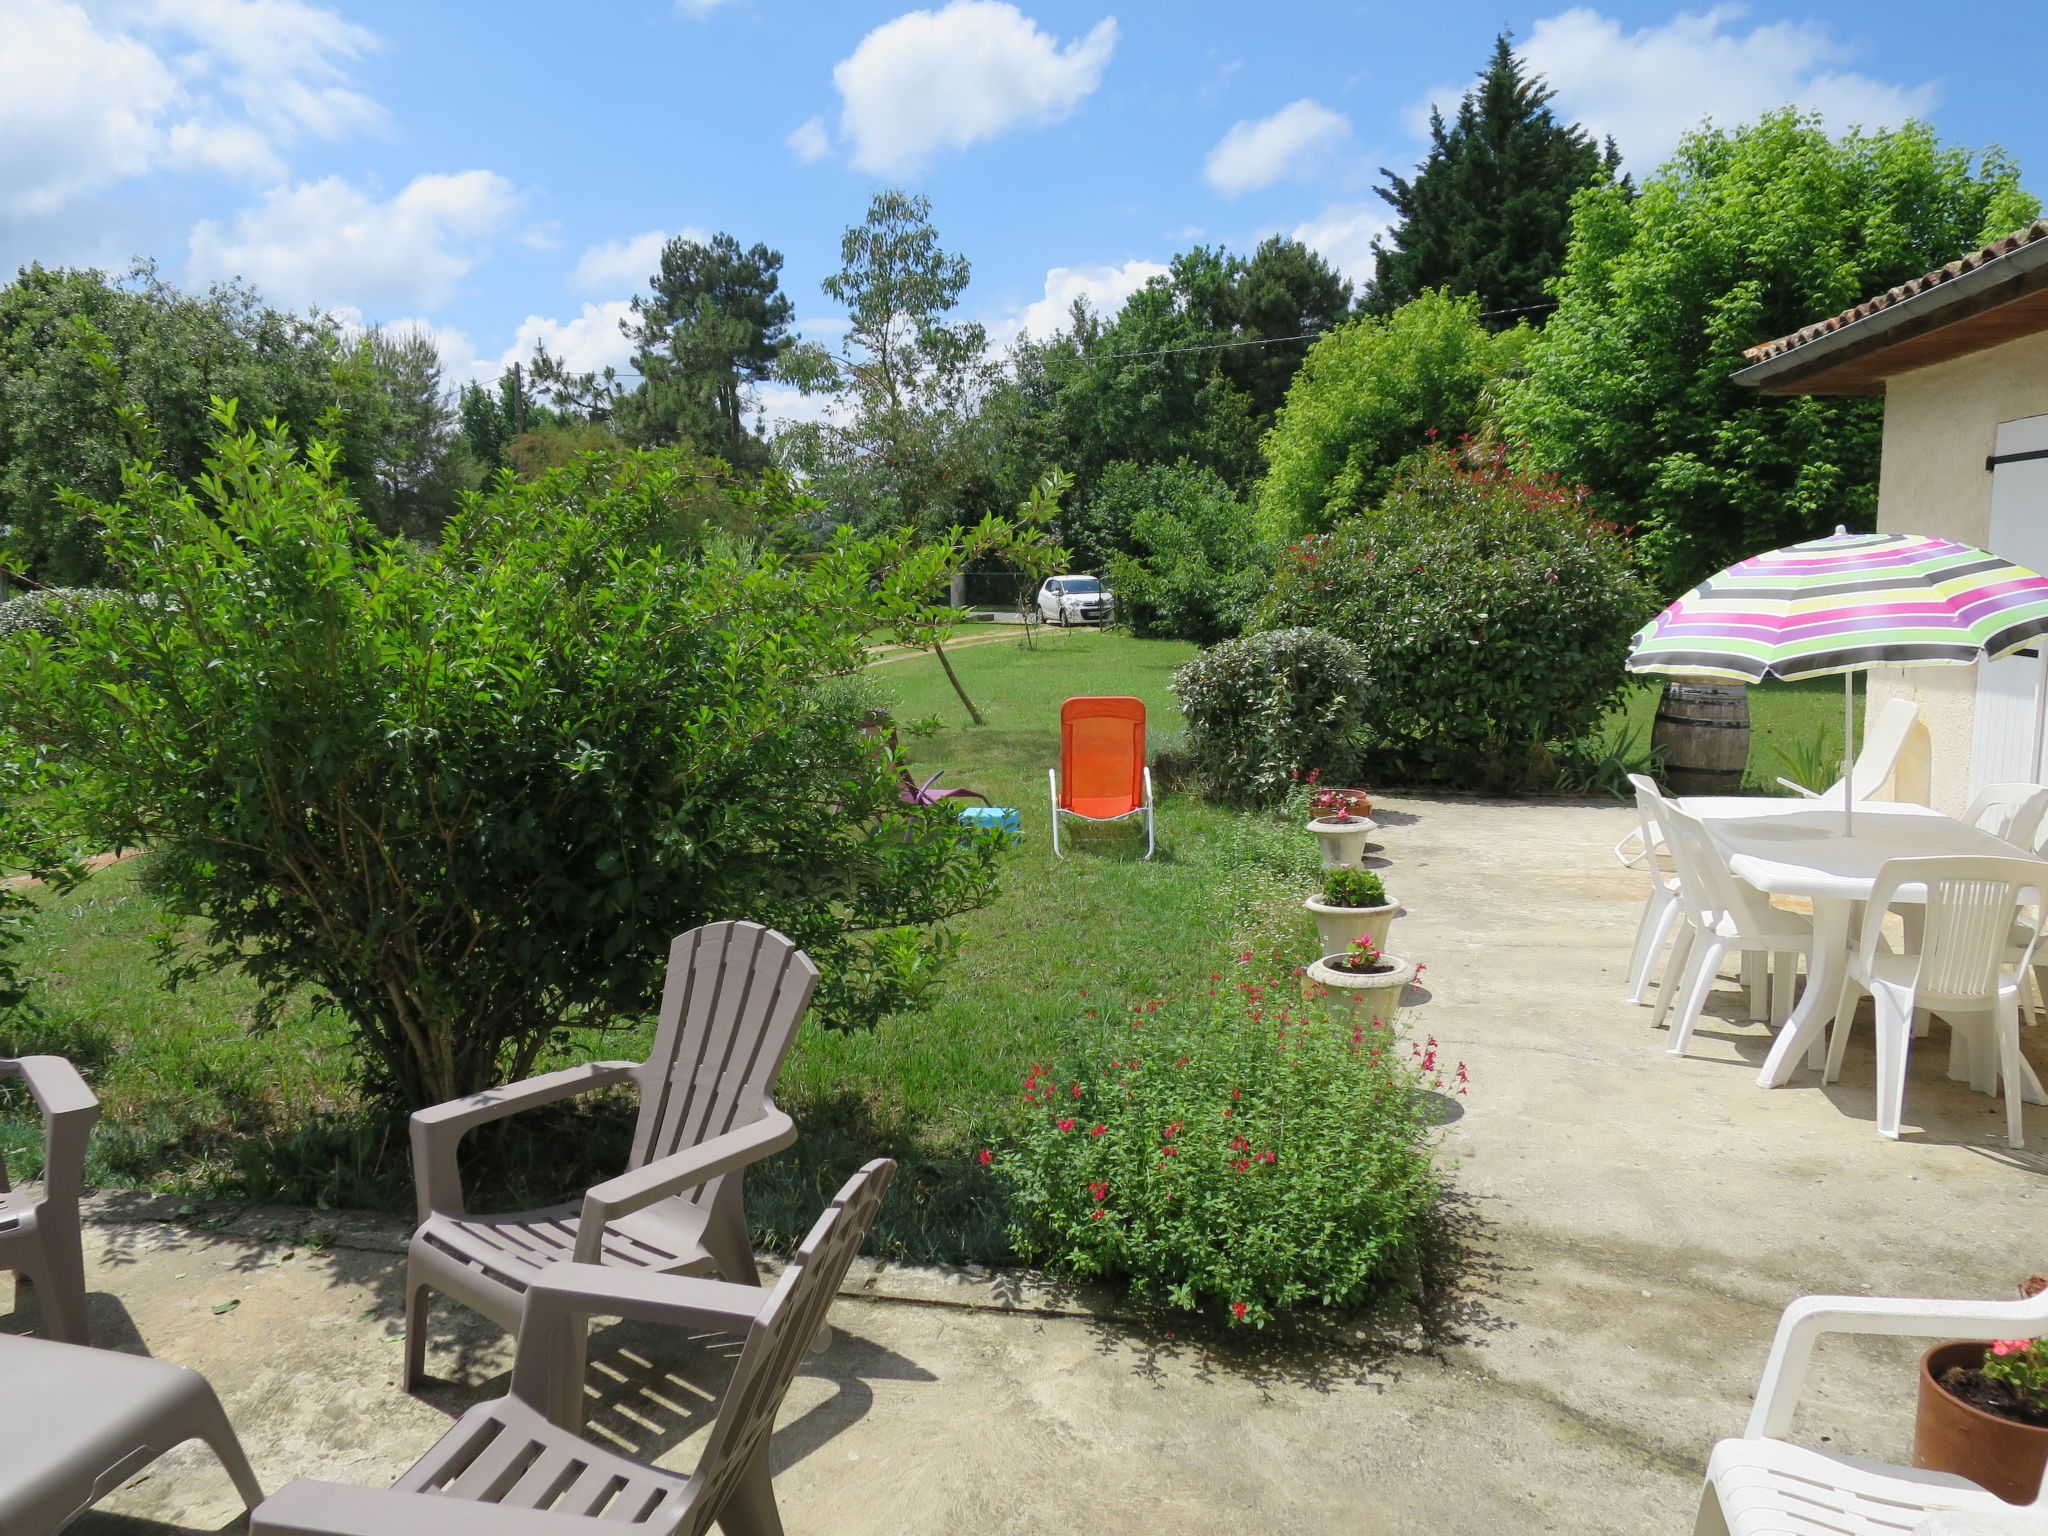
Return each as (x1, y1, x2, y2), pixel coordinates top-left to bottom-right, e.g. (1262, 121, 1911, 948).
(958, 805, 1021, 838)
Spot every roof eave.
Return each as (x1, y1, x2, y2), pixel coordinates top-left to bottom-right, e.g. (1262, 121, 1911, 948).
(1732, 234, 2048, 397)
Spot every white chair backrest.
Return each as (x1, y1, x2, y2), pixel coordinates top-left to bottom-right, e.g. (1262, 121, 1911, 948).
(1636, 782, 1743, 933)
(1621, 773, 1669, 880)
(1834, 697, 1918, 802)
(1965, 783, 2048, 849)
(1860, 856, 2048, 1002)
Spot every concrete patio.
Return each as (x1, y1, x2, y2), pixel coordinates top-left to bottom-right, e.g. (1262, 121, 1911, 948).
(21, 794, 2048, 1535)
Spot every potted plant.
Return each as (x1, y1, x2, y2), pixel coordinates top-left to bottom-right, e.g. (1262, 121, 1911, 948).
(1914, 1290, 2048, 1504)
(1304, 867, 1402, 959)
(1305, 934, 1417, 1020)
(1306, 788, 1376, 869)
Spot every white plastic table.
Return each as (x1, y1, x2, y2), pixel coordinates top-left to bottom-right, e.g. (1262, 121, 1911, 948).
(1678, 799, 2047, 1087)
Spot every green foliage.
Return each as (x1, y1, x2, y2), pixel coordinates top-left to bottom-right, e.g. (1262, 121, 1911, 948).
(0, 265, 475, 582)
(1768, 726, 1843, 796)
(1320, 867, 1387, 908)
(781, 191, 1000, 537)
(1001, 238, 1354, 515)
(1366, 34, 1622, 323)
(615, 232, 801, 472)
(995, 958, 1445, 1326)
(1093, 459, 1269, 644)
(1501, 111, 2040, 595)
(0, 588, 122, 643)
(0, 726, 84, 1012)
(1257, 291, 1533, 541)
(1978, 1339, 2048, 1417)
(1260, 447, 1654, 790)
(1, 408, 1011, 1108)
(1171, 628, 1374, 803)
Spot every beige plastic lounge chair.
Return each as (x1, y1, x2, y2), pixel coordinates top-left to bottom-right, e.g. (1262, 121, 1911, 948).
(1697, 1283, 2048, 1532)
(0, 1332, 264, 1534)
(406, 921, 815, 1425)
(1, 1054, 100, 1344)
(253, 1159, 895, 1536)
(1775, 696, 1919, 802)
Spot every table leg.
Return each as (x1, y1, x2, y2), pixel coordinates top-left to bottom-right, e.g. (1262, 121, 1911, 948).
(1759, 899, 1850, 1088)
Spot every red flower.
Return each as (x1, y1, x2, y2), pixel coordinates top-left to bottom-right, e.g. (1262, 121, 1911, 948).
(1230, 1136, 1249, 1151)
(1092, 1209, 1106, 1221)
(977, 1149, 992, 1165)
(1071, 1083, 1082, 1099)
(1164, 1121, 1183, 1138)
(1089, 1124, 1106, 1136)
(1057, 1118, 1076, 1131)
(1088, 1181, 1109, 1201)
(1231, 1302, 1248, 1320)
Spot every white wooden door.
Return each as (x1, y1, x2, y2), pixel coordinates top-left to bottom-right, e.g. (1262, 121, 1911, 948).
(1971, 414, 2048, 794)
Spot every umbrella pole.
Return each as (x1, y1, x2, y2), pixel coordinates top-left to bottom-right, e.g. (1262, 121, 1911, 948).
(2034, 646, 2048, 784)
(1843, 671, 1855, 837)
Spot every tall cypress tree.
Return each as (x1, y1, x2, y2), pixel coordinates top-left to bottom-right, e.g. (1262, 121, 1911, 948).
(1365, 35, 1622, 327)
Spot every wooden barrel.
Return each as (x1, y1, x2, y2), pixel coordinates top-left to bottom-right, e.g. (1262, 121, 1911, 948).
(1652, 682, 1751, 795)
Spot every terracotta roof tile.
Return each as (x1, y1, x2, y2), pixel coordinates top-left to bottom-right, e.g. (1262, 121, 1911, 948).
(1742, 219, 2048, 364)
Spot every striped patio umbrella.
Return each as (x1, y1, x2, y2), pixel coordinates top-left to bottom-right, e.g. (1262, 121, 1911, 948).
(1629, 529, 2048, 829)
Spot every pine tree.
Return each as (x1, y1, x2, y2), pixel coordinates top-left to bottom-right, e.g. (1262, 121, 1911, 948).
(1365, 34, 1622, 327)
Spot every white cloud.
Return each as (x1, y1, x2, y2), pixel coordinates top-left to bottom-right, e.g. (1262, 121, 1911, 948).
(786, 116, 832, 163)
(1204, 98, 1352, 196)
(994, 258, 1168, 346)
(188, 170, 523, 312)
(675, 0, 735, 13)
(568, 228, 700, 295)
(756, 382, 853, 436)
(1521, 5, 1938, 171)
(832, 1, 1117, 176)
(0, 0, 379, 216)
(492, 300, 639, 380)
(1291, 203, 1392, 289)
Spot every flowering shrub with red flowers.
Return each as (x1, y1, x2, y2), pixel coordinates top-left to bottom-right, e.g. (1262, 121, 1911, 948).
(1258, 445, 1652, 793)
(993, 955, 1453, 1327)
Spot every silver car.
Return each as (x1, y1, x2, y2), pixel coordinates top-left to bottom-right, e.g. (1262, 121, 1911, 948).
(1037, 574, 1114, 626)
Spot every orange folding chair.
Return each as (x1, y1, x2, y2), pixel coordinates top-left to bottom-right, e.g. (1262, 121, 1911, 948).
(1048, 696, 1155, 859)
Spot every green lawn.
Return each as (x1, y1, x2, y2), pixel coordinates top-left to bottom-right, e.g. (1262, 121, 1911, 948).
(0, 625, 1866, 1262)
(1, 627, 1319, 1264)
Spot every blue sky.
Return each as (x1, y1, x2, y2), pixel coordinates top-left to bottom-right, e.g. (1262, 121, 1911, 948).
(4, 0, 2046, 425)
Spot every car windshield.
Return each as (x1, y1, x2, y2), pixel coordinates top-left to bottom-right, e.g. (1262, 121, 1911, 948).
(1059, 577, 1104, 594)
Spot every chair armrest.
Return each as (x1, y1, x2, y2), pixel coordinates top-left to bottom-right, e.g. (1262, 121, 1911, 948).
(1748, 1292, 2048, 1439)
(509, 1263, 773, 1409)
(575, 1103, 795, 1255)
(410, 1061, 638, 1221)
(1774, 777, 1824, 798)
(253, 1479, 622, 1535)
(1, 1055, 101, 1207)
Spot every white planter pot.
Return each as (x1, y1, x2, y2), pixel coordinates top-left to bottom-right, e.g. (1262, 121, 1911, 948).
(1307, 815, 1376, 869)
(1304, 898, 1402, 959)
(1305, 953, 1417, 1022)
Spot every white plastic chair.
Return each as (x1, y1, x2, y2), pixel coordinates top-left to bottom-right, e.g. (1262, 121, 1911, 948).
(1775, 697, 1919, 802)
(1641, 789, 1812, 1057)
(1696, 1286, 2048, 1533)
(1826, 856, 2047, 1147)
(1965, 783, 2048, 849)
(1620, 777, 1683, 1005)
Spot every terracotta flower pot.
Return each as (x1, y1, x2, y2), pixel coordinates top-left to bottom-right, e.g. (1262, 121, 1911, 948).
(1913, 1341, 2048, 1504)
(1305, 953, 1416, 1020)
(1313, 787, 1373, 819)
(1303, 897, 1402, 959)
(1307, 815, 1375, 869)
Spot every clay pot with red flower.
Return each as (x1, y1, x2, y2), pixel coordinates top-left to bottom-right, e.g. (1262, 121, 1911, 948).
(1306, 788, 1376, 869)
(1914, 1297, 2048, 1504)
(1305, 934, 1416, 1020)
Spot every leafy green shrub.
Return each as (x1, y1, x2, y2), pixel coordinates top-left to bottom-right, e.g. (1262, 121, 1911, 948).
(1172, 628, 1373, 803)
(1260, 446, 1653, 791)
(995, 958, 1451, 1325)
(1320, 868, 1386, 908)
(1256, 290, 1533, 543)
(2, 410, 1011, 1108)
(1090, 459, 1269, 643)
(0, 588, 121, 643)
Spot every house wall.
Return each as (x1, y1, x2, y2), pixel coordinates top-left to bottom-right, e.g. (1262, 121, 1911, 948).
(1865, 329, 2048, 814)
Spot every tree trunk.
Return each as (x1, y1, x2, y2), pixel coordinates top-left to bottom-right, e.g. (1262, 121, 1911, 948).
(930, 634, 984, 726)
